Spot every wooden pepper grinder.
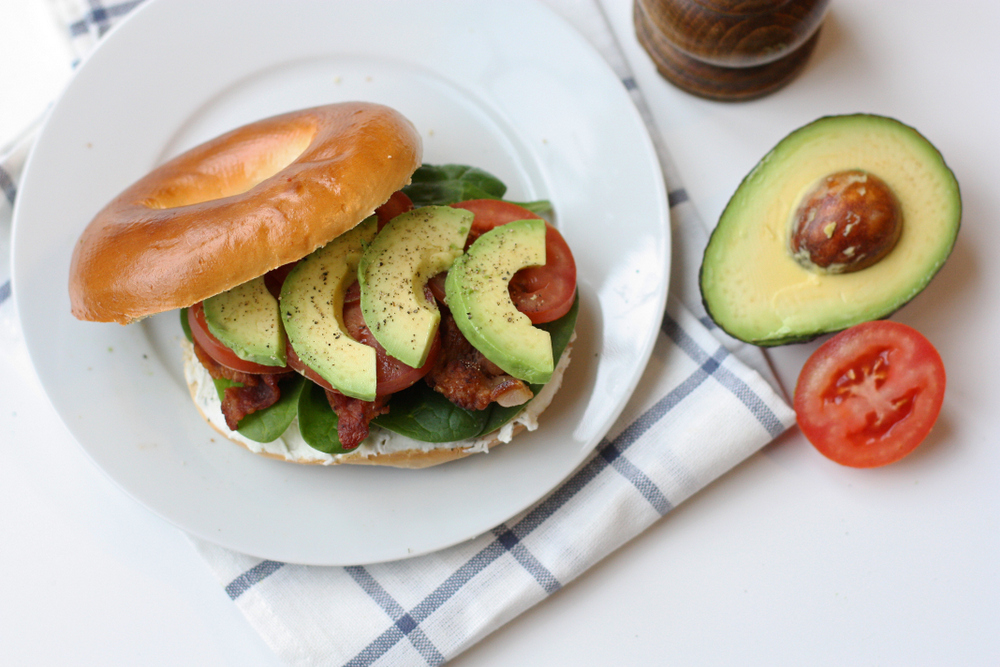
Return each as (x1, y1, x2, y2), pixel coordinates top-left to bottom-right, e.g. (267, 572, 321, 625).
(635, 0, 831, 101)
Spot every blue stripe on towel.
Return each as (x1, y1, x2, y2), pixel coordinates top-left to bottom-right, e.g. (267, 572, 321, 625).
(667, 188, 689, 208)
(344, 566, 446, 667)
(224, 560, 283, 600)
(601, 437, 672, 515)
(344, 541, 512, 667)
(0, 163, 16, 206)
(68, 0, 146, 39)
(662, 311, 787, 438)
(494, 524, 561, 594)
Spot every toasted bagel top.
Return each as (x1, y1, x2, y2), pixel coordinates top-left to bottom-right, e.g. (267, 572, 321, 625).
(69, 102, 422, 323)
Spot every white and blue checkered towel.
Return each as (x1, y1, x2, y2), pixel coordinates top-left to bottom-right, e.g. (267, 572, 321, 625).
(0, 1, 796, 665)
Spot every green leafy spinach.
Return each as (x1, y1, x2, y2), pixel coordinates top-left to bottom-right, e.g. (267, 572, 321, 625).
(296, 382, 350, 454)
(212, 374, 306, 443)
(372, 382, 490, 442)
(403, 164, 552, 215)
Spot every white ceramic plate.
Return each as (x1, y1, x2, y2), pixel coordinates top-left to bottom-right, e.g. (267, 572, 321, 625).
(12, 0, 669, 565)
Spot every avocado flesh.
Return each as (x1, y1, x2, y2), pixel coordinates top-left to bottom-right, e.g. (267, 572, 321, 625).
(445, 218, 553, 384)
(203, 276, 286, 367)
(700, 114, 961, 346)
(280, 217, 379, 401)
(358, 206, 472, 368)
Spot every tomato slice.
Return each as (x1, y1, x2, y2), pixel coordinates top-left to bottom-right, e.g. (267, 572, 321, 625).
(343, 281, 440, 396)
(376, 190, 414, 230)
(427, 272, 448, 304)
(450, 199, 577, 324)
(187, 302, 288, 374)
(286, 282, 440, 398)
(263, 261, 299, 300)
(285, 343, 336, 392)
(793, 320, 946, 468)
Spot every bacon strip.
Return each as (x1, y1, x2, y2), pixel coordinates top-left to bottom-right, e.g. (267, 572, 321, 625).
(191, 340, 293, 430)
(325, 392, 390, 450)
(423, 309, 532, 411)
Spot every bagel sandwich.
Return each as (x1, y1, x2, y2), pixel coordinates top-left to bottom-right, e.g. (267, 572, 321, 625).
(69, 102, 578, 468)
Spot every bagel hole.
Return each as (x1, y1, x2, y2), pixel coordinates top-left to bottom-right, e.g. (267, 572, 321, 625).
(147, 124, 316, 209)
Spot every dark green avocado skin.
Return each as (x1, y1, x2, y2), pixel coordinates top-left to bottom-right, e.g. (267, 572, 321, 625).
(698, 113, 962, 347)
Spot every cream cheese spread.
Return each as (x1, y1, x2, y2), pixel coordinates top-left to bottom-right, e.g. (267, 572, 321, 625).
(181, 335, 572, 465)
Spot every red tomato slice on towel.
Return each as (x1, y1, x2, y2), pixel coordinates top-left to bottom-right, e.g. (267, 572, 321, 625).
(794, 320, 946, 468)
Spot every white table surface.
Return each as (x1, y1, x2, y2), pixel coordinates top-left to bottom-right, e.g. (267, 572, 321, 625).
(3, 0, 998, 664)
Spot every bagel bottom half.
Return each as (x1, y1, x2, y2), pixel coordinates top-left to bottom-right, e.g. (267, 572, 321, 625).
(181, 337, 573, 468)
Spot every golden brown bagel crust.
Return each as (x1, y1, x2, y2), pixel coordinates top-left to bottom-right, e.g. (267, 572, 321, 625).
(69, 102, 422, 324)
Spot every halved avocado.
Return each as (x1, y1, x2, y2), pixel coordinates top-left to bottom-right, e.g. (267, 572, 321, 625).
(700, 114, 961, 346)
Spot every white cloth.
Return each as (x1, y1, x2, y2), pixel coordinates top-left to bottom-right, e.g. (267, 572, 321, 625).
(0, 1, 796, 665)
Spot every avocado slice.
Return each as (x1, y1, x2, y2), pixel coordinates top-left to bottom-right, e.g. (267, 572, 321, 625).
(700, 114, 961, 346)
(358, 206, 472, 368)
(445, 218, 553, 384)
(280, 216, 379, 401)
(202, 276, 286, 367)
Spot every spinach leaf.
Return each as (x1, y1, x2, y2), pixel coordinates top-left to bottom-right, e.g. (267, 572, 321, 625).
(543, 292, 580, 366)
(507, 199, 554, 216)
(296, 382, 349, 454)
(403, 164, 505, 205)
(402, 164, 552, 215)
(180, 307, 193, 342)
(213, 374, 306, 443)
(476, 292, 579, 436)
(373, 382, 490, 442)
(211, 377, 240, 400)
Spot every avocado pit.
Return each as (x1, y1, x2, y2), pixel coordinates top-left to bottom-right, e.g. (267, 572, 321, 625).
(789, 169, 902, 274)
